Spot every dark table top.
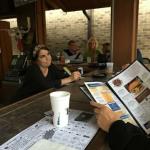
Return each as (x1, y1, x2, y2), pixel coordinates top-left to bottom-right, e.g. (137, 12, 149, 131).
(0, 73, 110, 150)
(55, 62, 108, 74)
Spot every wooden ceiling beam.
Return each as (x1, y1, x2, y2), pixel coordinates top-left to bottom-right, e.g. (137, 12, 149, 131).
(45, 0, 67, 11)
(45, 0, 111, 12)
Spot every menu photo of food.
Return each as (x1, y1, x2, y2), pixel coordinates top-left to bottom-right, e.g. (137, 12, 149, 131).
(125, 76, 150, 103)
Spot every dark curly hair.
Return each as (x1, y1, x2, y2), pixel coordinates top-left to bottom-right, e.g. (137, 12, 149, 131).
(32, 45, 49, 61)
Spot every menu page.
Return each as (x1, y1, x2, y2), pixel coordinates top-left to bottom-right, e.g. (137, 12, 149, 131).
(107, 60, 150, 134)
(84, 82, 136, 124)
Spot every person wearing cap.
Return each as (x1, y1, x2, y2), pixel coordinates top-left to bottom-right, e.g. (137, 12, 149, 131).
(90, 101, 150, 150)
(13, 45, 81, 101)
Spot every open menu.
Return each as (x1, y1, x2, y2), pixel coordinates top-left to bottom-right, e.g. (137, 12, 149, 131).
(84, 60, 150, 135)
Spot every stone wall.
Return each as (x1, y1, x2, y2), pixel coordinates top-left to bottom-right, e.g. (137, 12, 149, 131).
(137, 0, 150, 58)
(46, 0, 150, 59)
(46, 9, 87, 55)
(93, 8, 111, 50)
(45, 8, 111, 56)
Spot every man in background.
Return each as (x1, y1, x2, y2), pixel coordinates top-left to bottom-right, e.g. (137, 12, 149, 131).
(63, 40, 83, 63)
(137, 48, 143, 63)
(97, 42, 111, 63)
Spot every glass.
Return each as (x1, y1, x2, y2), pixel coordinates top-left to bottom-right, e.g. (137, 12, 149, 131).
(56, 52, 60, 63)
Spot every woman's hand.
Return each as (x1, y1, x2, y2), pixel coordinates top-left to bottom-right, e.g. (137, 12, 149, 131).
(90, 101, 120, 132)
(70, 71, 81, 81)
(61, 71, 81, 85)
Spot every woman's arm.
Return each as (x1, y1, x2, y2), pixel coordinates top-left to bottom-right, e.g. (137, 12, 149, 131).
(49, 64, 80, 87)
(61, 71, 81, 85)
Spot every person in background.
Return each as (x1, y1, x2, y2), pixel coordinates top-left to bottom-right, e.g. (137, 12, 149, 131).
(85, 36, 100, 63)
(102, 42, 111, 62)
(137, 48, 143, 63)
(90, 101, 150, 150)
(97, 42, 111, 63)
(13, 45, 81, 101)
(63, 40, 83, 63)
(122, 48, 143, 70)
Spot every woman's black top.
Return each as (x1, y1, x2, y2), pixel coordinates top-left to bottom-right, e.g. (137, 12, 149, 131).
(13, 63, 68, 101)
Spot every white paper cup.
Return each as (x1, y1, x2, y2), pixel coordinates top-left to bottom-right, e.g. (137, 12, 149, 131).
(49, 91, 70, 127)
(106, 62, 114, 74)
(65, 59, 70, 64)
(87, 57, 91, 63)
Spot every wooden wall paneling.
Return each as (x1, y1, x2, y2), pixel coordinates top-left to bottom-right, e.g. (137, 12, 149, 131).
(0, 21, 12, 80)
(0, 35, 3, 80)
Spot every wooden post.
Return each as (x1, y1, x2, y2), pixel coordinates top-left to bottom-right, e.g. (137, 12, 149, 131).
(88, 9, 94, 39)
(0, 21, 12, 80)
(112, 0, 139, 71)
(35, 0, 46, 45)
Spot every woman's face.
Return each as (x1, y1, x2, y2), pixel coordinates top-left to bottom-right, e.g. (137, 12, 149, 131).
(89, 40, 96, 49)
(37, 49, 52, 68)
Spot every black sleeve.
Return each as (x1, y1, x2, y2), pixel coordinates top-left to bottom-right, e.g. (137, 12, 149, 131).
(108, 120, 150, 150)
(46, 64, 69, 88)
(50, 64, 69, 79)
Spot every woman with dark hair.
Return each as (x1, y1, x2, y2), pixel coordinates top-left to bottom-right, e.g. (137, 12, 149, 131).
(13, 45, 81, 101)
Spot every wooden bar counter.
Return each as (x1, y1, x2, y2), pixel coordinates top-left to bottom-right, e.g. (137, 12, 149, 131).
(0, 75, 110, 150)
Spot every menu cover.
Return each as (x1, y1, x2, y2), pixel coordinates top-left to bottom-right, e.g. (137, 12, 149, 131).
(84, 60, 150, 135)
